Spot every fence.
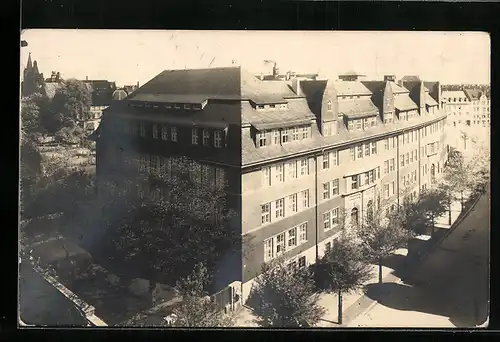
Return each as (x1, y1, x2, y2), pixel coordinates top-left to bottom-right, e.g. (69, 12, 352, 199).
(212, 286, 233, 313)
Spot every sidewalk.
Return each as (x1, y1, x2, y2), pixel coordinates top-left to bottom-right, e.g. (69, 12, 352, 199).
(234, 197, 466, 328)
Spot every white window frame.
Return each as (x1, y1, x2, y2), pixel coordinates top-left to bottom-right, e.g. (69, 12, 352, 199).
(292, 127, 300, 141)
(288, 161, 297, 179)
(161, 125, 168, 140)
(171, 127, 178, 142)
(281, 129, 289, 143)
(261, 203, 271, 224)
(275, 198, 284, 219)
(371, 142, 377, 154)
(301, 190, 310, 209)
(275, 163, 285, 183)
(202, 129, 210, 146)
(323, 152, 330, 169)
(323, 182, 331, 200)
(298, 223, 308, 244)
(332, 179, 339, 196)
(192, 128, 199, 145)
(214, 131, 222, 148)
(288, 193, 298, 214)
(300, 158, 309, 176)
(262, 167, 271, 187)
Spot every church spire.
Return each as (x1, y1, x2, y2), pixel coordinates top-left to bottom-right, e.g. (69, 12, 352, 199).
(26, 52, 33, 71)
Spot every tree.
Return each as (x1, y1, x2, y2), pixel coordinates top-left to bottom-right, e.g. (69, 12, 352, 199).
(442, 147, 469, 213)
(168, 263, 234, 327)
(44, 79, 92, 145)
(393, 192, 423, 244)
(356, 205, 407, 283)
(417, 187, 448, 236)
(464, 141, 490, 196)
(247, 257, 325, 327)
(96, 156, 240, 290)
(314, 231, 372, 324)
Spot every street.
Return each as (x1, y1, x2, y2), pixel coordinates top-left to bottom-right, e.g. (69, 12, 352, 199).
(349, 188, 490, 328)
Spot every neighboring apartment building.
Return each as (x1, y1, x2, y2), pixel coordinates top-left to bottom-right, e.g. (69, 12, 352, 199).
(94, 67, 448, 308)
(443, 88, 490, 155)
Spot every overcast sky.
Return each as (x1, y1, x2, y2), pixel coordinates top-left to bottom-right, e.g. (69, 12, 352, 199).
(20, 30, 490, 86)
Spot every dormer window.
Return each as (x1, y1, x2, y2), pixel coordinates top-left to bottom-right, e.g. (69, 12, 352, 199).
(165, 104, 172, 109)
(257, 131, 267, 147)
(184, 104, 191, 110)
(174, 104, 181, 109)
(193, 104, 202, 110)
(280, 103, 288, 110)
(153, 104, 159, 109)
(327, 100, 332, 111)
(269, 104, 276, 109)
(257, 105, 265, 110)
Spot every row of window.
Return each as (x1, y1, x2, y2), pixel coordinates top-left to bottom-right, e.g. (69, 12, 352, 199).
(384, 112, 394, 125)
(322, 150, 339, 169)
(129, 154, 225, 186)
(402, 170, 418, 188)
(426, 142, 440, 155)
(257, 126, 311, 147)
(347, 117, 377, 132)
(400, 150, 418, 167)
(264, 223, 308, 262)
(349, 142, 378, 161)
(383, 182, 396, 199)
(256, 103, 288, 111)
(350, 168, 379, 191)
(323, 207, 340, 231)
(322, 179, 340, 200)
(261, 190, 310, 225)
(190, 127, 224, 147)
(383, 158, 396, 174)
(398, 109, 419, 122)
(129, 102, 204, 111)
(262, 158, 310, 187)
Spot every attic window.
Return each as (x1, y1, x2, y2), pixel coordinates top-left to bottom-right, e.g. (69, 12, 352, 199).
(153, 104, 159, 109)
(327, 100, 332, 111)
(165, 104, 172, 109)
(184, 104, 191, 110)
(193, 104, 202, 110)
(257, 105, 265, 110)
(174, 104, 181, 109)
(269, 104, 276, 109)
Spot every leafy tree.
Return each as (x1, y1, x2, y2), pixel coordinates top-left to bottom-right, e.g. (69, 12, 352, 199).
(44, 79, 92, 145)
(168, 263, 234, 327)
(356, 205, 407, 283)
(314, 230, 372, 324)
(417, 187, 448, 236)
(247, 257, 325, 327)
(95, 156, 241, 290)
(464, 142, 490, 196)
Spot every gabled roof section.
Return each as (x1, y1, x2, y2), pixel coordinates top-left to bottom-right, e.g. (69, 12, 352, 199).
(360, 81, 386, 94)
(333, 81, 372, 96)
(128, 67, 299, 105)
(339, 98, 379, 119)
(425, 93, 439, 106)
(395, 94, 418, 111)
(388, 82, 408, 94)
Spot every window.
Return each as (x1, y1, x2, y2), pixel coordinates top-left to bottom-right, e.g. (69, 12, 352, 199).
(327, 100, 332, 111)
(363, 118, 369, 130)
(323, 211, 331, 231)
(298, 223, 307, 243)
(288, 227, 297, 248)
(261, 203, 271, 224)
(332, 150, 338, 166)
(414, 150, 418, 161)
(371, 142, 377, 154)
(161, 125, 168, 140)
(276, 233, 285, 256)
(369, 170, 374, 183)
(401, 154, 405, 167)
(351, 175, 359, 190)
(302, 126, 310, 139)
(393, 136, 397, 148)
(275, 164, 285, 183)
(288, 194, 298, 214)
(390, 158, 395, 172)
(410, 151, 413, 163)
(174, 104, 181, 109)
(275, 198, 284, 219)
(298, 256, 306, 269)
(356, 120, 362, 130)
(357, 145, 363, 158)
(202, 129, 210, 146)
(323, 182, 330, 200)
(350, 147, 356, 161)
(292, 127, 300, 141)
(385, 138, 389, 150)
(258, 132, 267, 147)
(184, 104, 191, 110)
(384, 160, 389, 174)
(262, 167, 271, 187)
(365, 144, 370, 156)
(192, 128, 199, 145)
(384, 183, 390, 198)
(281, 129, 289, 143)
(288, 161, 297, 179)
(348, 121, 354, 131)
(351, 207, 359, 226)
(171, 127, 177, 142)
(139, 123, 146, 137)
(301, 190, 310, 209)
(323, 152, 330, 169)
(152, 124, 159, 139)
(332, 179, 339, 196)
(264, 239, 273, 262)
(325, 242, 332, 254)
(300, 159, 309, 176)
(214, 131, 222, 148)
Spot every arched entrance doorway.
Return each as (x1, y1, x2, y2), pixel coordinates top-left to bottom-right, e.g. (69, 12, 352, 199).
(351, 207, 359, 227)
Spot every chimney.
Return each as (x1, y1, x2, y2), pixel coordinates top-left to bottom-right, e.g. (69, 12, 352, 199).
(86, 76, 89, 81)
(291, 78, 301, 96)
(384, 75, 396, 82)
(137, 81, 139, 87)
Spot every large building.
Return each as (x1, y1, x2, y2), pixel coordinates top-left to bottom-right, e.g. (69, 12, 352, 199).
(442, 88, 490, 156)
(95, 67, 448, 309)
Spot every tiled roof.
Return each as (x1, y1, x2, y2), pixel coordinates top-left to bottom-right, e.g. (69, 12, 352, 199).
(128, 93, 209, 104)
(394, 94, 418, 111)
(339, 98, 379, 119)
(333, 81, 372, 96)
(388, 82, 408, 94)
(242, 99, 315, 128)
(425, 93, 439, 106)
(132, 67, 300, 104)
(44, 83, 62, 99)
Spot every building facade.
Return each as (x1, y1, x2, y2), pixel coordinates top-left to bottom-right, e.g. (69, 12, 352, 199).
(443, 89, 490, 157)
(95, 67, 448, 307)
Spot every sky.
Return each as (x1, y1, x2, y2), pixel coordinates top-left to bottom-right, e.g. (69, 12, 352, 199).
(20, 30, 490, 86)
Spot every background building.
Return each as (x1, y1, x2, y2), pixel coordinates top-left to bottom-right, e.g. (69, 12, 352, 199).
(95, 66, 448, 308)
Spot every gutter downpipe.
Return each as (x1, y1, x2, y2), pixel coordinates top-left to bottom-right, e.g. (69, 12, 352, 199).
(315, 150, 323, 263)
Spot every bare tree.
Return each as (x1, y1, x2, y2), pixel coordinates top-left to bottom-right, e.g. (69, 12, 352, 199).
(314, 230, 372, 324)
(247, 257, 325, 327)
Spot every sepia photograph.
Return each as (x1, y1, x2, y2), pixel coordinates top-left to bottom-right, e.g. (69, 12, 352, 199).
(19, 30, 490, 328)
